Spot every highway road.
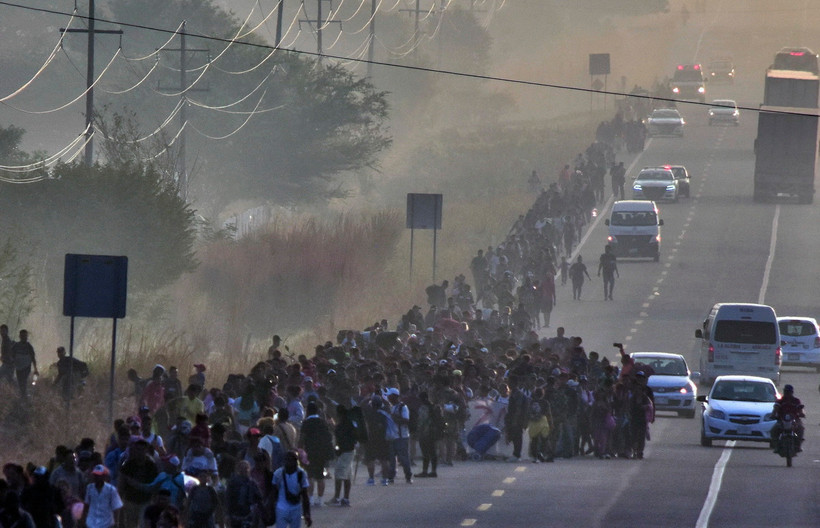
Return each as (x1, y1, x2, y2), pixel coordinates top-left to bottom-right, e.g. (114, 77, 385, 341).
(308, 71, 820, 528)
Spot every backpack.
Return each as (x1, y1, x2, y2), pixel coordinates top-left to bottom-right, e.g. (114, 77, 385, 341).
(349, 406, 368, 443)
(379, 409, 400, 441)
(260, 434, 285, 472)
(75, 359, 90, 378)
(188, 484, 218, 517)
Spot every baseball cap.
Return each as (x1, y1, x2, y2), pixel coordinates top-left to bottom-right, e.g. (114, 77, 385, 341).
(92, 465, 109, 476)
(385, 387, 400, 397)
(33, 466, 47, 476)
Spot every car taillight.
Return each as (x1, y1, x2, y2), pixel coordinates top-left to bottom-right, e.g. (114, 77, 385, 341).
(775, 347, 782, 365)
(708, 345, 714, 362)
(814, 336, 820, 348)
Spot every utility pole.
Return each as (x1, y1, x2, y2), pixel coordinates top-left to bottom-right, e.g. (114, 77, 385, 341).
(159, 22, 209, 200)
(399, 0, 425, 58)
(299, 0, 341, 59)
(367, 0, 376, 77)
(275, 0, 285, 47)
(60, 0, 123, 166)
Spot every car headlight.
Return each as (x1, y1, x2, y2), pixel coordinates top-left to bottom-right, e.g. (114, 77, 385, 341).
(698, 86, 705, 93)
(763, 413, 774, 422)
(672, 87, 680, 93)
(666, 185, 676, 191)
(633, 184, 642, 191)
(707, 409, 726, 420)
(709, 110, 715, 116)
(678, 385, 693, 394)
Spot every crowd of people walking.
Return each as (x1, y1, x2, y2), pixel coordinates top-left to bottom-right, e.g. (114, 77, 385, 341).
(0, 113, 657, 528)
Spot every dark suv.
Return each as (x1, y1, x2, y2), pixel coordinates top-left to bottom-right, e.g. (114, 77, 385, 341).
(707, 58, 735, 83)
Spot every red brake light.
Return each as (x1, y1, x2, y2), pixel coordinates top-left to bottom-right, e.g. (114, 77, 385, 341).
(790, 51, 805, 56)
(814, 336, 820, 348)
(694, 64, 700, 70)
(677, 65, 684, 70)
(663, 165, 671, 169)
(775, 347, 782, 365)
(708, 345, 714, 362)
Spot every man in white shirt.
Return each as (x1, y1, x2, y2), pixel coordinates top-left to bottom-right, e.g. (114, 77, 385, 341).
(83, 465, 123, 528)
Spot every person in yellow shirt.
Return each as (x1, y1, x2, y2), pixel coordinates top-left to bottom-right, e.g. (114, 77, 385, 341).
(178, 384, 205, 424)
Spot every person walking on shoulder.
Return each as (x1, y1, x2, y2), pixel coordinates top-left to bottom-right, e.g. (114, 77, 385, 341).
(597, 245, 619, 300)
(568, 256, 592, 301)
(11, 329, 38, 397)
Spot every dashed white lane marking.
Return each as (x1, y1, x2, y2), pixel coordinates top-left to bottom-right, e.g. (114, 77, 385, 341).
(514, 466, 526, 473)
(503, 477, 515, 484)
(477, 504, 492, 511)
(461, 519, 477, 526)
(492, 490, 504, 497)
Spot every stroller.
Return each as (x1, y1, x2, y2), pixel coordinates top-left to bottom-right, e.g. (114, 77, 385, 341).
(466, 423, 502, 461)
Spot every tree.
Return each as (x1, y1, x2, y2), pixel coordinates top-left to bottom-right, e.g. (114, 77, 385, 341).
(0, 123, 197, 306)
(105, 0, 392, 208)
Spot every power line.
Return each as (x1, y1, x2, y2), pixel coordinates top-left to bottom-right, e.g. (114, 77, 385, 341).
(0, 1, 810, 129)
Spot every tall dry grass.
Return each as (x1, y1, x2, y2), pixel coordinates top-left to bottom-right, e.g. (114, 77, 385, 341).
(1, 112, 609, 467)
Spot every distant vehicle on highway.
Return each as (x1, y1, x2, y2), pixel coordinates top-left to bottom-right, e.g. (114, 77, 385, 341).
(632, 167, 679, 202)
(630, 352, 699, 418)
(695, 303, 781, 385)
(671, 64, 707, 102)
(666, 165, 691, 198)
(778, 316, 820, 371)
(708, 99, 740, 126)
(771, 47, 819, 74)
(697, 375, 779, 447)
(707, 58, 735, 83)
(605, 200, 663, 262)
(646, 108, 685, 138)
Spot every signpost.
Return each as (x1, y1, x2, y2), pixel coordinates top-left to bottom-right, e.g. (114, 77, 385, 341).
(63, 254, 127, 422)
(406, 193, 443, 281)
(589, 53, 611, 109)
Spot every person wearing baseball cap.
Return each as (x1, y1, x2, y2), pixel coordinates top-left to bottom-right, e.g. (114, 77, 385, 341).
(85, 465, 123, 528)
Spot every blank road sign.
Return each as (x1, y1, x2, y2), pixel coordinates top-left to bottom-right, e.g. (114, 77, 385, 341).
(63, 254, 128, 318)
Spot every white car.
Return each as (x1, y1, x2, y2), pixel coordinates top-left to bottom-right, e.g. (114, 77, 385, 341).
(630, 352, 699, 418)
(632, 167, 679, 202)
(646, 108, 685, 137)
(778, 316, 820, 371)
(708, 99, 740, 126)
(697, 375, 779, 447)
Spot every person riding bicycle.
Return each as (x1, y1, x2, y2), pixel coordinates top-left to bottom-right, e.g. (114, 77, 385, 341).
(770, 384, 805, 452)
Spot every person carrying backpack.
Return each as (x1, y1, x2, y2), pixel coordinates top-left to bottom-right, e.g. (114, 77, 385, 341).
(413, 392, 443, 478)
(271, 451, 312, 528)
(363, 396, 390, 486)
(186, 470, 220, 528)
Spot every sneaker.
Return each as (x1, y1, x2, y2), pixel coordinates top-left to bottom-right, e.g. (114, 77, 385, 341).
(314, 498, 324, 508)
(381, 478, 389, 486)
(531, 458, 539, 463)
(387, 478, 394, 485)
(405, 477, 413, 484)
(428, 472, 437, 478)
(327, 498, 341, 506)
(340, 498, 351, 507)
(366, 478, 375, 486)
(508, 457, 521, 463)
(414, 472, 429, 478)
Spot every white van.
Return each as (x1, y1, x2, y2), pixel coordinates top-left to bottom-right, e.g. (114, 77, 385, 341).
(695, 303, 781, 385)
(604, 200, 663, 261)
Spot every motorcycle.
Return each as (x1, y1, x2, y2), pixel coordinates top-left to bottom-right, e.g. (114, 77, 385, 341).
(775, 414, 800, 467)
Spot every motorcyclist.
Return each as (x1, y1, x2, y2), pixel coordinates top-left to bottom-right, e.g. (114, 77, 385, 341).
(770, 384, 805, 452)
